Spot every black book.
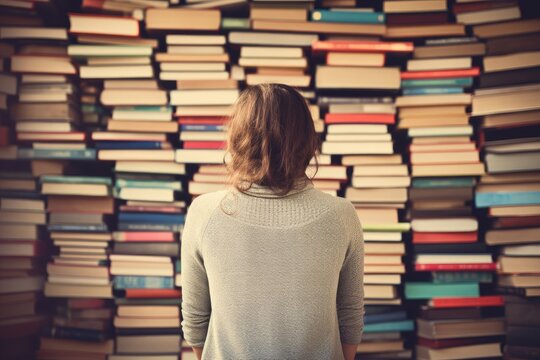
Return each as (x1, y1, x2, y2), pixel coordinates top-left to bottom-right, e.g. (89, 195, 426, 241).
(505, 344, 540, 359)
(486, 33, 540, 55)
(419, 306, 503, 321)
(479, 67, 540, 88)
(115, 327, 182, 336)
(506, 326, 540, 348)
(506, 302, 540, 327)
(409, 187, 473, 202)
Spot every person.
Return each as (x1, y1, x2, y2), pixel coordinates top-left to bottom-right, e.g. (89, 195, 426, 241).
(181, 83, 365, 360)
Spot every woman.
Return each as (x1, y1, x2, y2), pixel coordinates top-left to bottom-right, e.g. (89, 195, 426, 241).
(181, 84, 364, 360)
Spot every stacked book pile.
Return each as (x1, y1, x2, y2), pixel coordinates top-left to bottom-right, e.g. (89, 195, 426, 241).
(313, 15, 414, 357)
(0, 16, 52, 359)
(396, 1, 507, 359)
(471, 3, 540, 359)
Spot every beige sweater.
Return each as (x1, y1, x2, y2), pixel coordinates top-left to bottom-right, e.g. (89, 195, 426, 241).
(181, 181, 365, 359)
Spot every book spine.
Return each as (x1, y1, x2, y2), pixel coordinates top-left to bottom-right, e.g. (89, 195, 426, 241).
(118, 223, 183, 232)
(311, 10, 385, 24)
(118, 212, 185, 224)
(431, 295, 505, 308)
(221, 18, 250, 29)
(432, 271, 493, 283)
(114, 275, 174, 289)
(324, 113, 395, 124)
(180, 124, 226, 131)
(401, 67, 480, 79)
(475, 191, 540, 208)
(47, 224, 108, 232)
(403, 87, 463, 95)
(364, 311, 407, 324)
(116, 179, 180, 189)
(45, 325, 108, 342)
(401, 77, 473, 88)
(363, 320, 414, 333)
(17, 148, 96, 160)
(95, 141, 164, 150)
(415, 263, 497, 271)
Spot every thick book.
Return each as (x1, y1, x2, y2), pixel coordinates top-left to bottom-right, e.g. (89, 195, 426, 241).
(404, 282, 479, 300)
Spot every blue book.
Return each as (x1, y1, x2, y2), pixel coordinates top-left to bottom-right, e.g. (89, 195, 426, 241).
(405, 282, 479, 300)
(47, 224, 108, 232)
(403, 87, 463, 95)
(118, 212, 185, 224)
(364, 320, 414, 333)
(95, 141, 164, 150)
(476, 191, 540, 208)
(18, 148, 96, 161)
(412, 177, 475, 189)
(401, 77, 473, 88)
(364, 311, 407, 324)
(180, 124, 226, 132)
(114, 276, 174, 289)
(311, 10, 385, 24)
(118, 223, 183, 232)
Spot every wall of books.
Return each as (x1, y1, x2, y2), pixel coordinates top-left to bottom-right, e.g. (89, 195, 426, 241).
(0, 0, 539, 359)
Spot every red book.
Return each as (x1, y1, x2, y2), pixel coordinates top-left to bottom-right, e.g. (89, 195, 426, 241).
(401, 67, 480, 79)
(413, 231, 477, 244)
(418, 336, 503, 349)
(0, 126, 9, 146)
(415, 263, 497, 271)
(67, 298, 107, 310)
(182, 141, 226, 149)
(324, 113, 395, 124)
(177, 117, 228, 125)
(113, 231, 175, 242)
(312, 40, 414, 53)
(429, 295, 505, 308)
(125, 289, 181, 299)
(493, 216, 540, 229)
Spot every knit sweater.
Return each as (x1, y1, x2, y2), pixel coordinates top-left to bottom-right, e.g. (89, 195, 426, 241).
(181, 181, 365, 359)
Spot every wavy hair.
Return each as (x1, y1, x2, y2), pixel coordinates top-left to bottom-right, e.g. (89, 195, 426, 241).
(225, 83, 320, 196)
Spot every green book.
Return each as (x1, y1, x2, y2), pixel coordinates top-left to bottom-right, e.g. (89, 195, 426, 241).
(40, 175, 111, 185)
(221, 18, 250, 30)
(364, 320, 414, 333)
(401, 77, 473, 88)
(363, 223, 411, 233)
(116, 179, 182, 190)
(412, 177, 476, 189)
(405, 282, 479, 300)
(432, 272, 493, 284)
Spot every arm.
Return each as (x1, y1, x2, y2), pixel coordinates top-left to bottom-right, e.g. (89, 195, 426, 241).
(181, 199, 212, 356)
(337, 202, 365, 359)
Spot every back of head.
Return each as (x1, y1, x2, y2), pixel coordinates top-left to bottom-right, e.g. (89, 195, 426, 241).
(226, 83, 319, 196)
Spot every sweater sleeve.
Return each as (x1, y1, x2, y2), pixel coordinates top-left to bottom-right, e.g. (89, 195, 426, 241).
(181, 198, 212, 348)
(336, 201, 365, 344)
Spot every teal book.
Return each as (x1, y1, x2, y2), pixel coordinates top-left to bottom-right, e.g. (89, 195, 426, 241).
(18, 148, 96, 160)
(412, 177, 475, 189)
(311, 10, 385, 24)
(41, 175, 112, 185)
(221, 18, 250, 29)
(476, 191, 540, 208)
(116, 179, 182, 190)
(432, 272, 493, 284)
(403, 87, 463, 95)
(401, 77, 473, 88)
(118, 106, 171, 112)
(364, 320, 414, 333)
(405, 282, 479, 300)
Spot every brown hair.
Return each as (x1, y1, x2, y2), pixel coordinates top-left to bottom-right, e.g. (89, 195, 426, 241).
(225, 83, 320, 196)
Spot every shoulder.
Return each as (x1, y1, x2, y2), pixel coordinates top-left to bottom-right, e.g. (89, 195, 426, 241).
(307, 188, 356, 215)
(188, 189, 229, 218)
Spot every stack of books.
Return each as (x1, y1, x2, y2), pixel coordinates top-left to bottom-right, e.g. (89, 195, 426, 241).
(471, 3, 540, 359)
(314, 30, 414, 360)
(396, 1, 508, 359)
(39, 173, 115, 360)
